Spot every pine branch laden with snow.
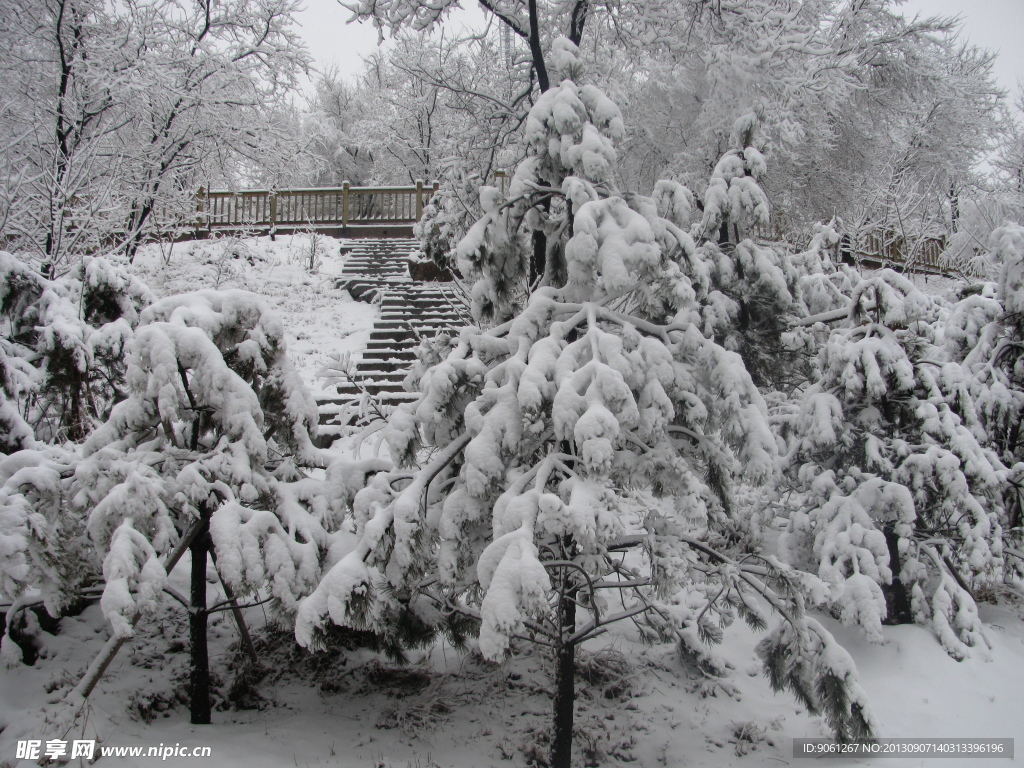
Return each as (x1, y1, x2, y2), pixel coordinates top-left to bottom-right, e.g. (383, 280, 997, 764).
(0, 251, 152, 444)
(74, 289, 333, 630)
(0, 448, 96, 629)
(298, 49, 877, 742)
(781, 269, 1008, 659)
(695, 112, 770, 246)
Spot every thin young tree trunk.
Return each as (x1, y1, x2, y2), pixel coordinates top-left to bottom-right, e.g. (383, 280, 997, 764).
(189, 521, 211, 724)
(550, 589, 577, 768)
(531, 195, 553, 286)
(532, 228, 547, 286)
(209, 549, 258, 664)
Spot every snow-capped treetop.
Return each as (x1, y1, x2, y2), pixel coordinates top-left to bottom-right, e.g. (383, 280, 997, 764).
(695, 112, 771, 244)
(550, 36, 584, 82)
(456, 38, 628, 324)
(522, 46, 624, 187)
(993, 224, 1024, 316)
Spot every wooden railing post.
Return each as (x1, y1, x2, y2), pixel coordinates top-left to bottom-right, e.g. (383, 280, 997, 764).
(269, 191, 278, 241)
(195, 186, 206, 238)
(415, 179, 424, 220)
(495, 170, 507, 195)
(342, 180, 350, 231)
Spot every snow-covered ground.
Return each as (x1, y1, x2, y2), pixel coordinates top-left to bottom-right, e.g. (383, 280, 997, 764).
(131, 234, 378, 399)
(1, 237, 1022, 768)
(1, 587, 1022, 767)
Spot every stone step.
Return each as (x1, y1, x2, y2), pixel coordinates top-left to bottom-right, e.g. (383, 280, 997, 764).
(380, 307, 462, 315)
(350, 377, 410, 388)
(365, 338, 419, 349)
(334, 380, 412, 396)
(359, 353, 419, 365)
(375, 323, 460, 333)
(368, 329, 421, 343)
(372, 318, 461, 329)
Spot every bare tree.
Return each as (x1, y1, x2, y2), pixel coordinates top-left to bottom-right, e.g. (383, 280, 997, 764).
(0, 0, 310, 267)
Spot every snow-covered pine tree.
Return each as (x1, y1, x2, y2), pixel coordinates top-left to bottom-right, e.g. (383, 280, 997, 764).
(0, 252, 152, 663)
(944, 224, 1024, 576)
(73, 289, 327, 723)
(781, 269, 1008, 659)
(297, 39, 875, 767)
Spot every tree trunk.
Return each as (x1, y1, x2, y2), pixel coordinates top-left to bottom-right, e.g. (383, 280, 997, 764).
(949, 181, 959, 234)
(550, 590, 577, 768)
(189, 524, 211, 724)
(526, 0, 549, 93)
(881, 523, 912, 625)
(531, 195, 552, 286)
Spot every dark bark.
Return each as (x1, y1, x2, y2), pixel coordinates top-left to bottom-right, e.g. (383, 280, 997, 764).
(125, 201, 155, 263)
(531, 229, 547, 286)
(881, 523, 912, 625)
(527, 0, 549, 93)
(569, 0, 589, 45)
(189, 519, 212, 725)
(531, 196, 552, 286)
(550, 589, 577, 768)
(949, 181, 959, 233)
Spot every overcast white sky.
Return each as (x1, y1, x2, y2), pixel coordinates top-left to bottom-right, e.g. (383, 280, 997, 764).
(295, 0, 1023, 95)
(900, 0, 1023, 94)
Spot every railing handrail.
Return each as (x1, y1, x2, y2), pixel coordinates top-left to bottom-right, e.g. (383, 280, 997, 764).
(204, 184, 434, 196)
(191, 181, 442, 231)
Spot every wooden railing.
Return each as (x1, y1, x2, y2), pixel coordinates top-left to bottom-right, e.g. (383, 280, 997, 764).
(853, 231, 945, 270)
(195, 181, 441, 231)
(755, 222, 952, 275)
(844, 231, 948, 274)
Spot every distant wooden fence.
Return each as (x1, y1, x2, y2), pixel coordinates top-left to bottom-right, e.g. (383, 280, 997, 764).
(756, 223, 952, 275)
(846, 230, 948, 274)
(193, 181, 441, 233)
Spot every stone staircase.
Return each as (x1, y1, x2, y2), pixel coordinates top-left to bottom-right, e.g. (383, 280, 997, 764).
(318, 239, 467, 443)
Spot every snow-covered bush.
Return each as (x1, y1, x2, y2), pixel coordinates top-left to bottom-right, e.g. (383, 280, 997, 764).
(297, 39, 875, 766)
(0, 253, 154, 647)
(413, 163, 483, 274)
(72, 289, 330, 722)
(781, 269, 1009, 659)
(0, 446, 97, 651)
(76, 289, 326, 626)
